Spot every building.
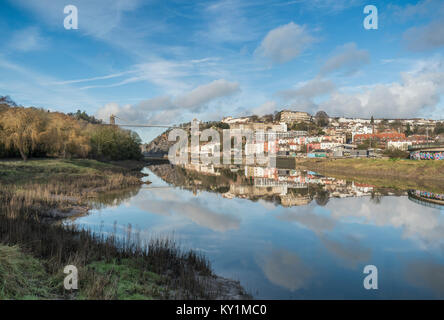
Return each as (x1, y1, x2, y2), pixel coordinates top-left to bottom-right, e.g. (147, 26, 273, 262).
(280, 110, 311, 123)
(222, 116, 250, 124)
(353, 132, 406, 148)
(387, 141, 412, 150)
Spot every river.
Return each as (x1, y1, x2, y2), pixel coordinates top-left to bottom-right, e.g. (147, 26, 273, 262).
(66, 163, 444, 299)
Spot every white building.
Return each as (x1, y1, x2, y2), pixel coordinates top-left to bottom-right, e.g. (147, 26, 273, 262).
(387, 141, 412, 150)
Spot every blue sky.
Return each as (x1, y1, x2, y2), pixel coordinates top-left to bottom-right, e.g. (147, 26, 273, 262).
(1, 0, 444, 142)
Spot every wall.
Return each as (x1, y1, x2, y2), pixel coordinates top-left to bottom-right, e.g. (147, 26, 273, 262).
(410, 151, 444, 160)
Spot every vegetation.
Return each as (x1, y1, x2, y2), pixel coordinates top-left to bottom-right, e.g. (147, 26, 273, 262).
(0, 98, 142, 161)
(435, 122, 444, 135)
(68, 110, 103, 124)
(298, 158, 444, 193)
(0, 159, 238, 300)
(357, 138, 378, 150)
(383, 148, 409, 159)
(405, 123, 413, 136)
(0, 245, 54, 299)
(314, 111, 329, 127)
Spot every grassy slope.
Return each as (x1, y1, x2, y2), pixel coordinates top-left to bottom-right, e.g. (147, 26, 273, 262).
(298, 158, 444, 193)
(0, 245, 54, 299)
(0, 159, 124, 184)
(0, 244, 167, 300)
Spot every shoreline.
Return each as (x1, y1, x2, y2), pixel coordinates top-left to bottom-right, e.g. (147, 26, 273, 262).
(0, 158, 250, 300)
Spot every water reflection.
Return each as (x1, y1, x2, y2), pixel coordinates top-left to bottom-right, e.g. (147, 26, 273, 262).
(258, 249, 313, 292)
(68, 162, 444, 299)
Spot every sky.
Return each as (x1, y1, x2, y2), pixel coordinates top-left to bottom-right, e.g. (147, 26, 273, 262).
(1, 0, 444, 142)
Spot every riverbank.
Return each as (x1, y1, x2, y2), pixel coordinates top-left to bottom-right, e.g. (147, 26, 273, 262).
(0, 159, 249, 300)
(297, 158, 444, 193)
(0, 159, 145, 222)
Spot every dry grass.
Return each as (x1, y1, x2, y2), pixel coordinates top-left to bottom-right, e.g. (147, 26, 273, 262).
(298, 158, 444, 193)
(0, 159, 226, 300)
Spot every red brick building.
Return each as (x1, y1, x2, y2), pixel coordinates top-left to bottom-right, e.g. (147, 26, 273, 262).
(353, 132, 406, 148)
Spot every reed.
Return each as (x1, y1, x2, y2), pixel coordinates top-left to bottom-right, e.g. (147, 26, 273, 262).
(0, 159, 224, 299)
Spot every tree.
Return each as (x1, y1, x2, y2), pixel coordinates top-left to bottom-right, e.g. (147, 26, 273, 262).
(261, 114, 274, 123)
(41, 112, 90, 158)
(315, 111, 329, 127)
(250, 115, 259, 122)
(357, 139, 378, 150)
(68, 110, 102, 124)
(290, 121, 309, 131)
(404, 123, 413, 136)
(434, 122, 444, 135)
(389, 120, 403, 132)
(377, 119, 388, 132)
(0, 95, 17, 107)
(215, 122, 229, 130)
(0, 107, 46, 161)
(89, 126, 142, 160)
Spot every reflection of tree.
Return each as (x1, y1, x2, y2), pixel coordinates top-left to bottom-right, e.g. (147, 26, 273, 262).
(91, 186, 141, 209)
(315, 189, 330, 207)
(370, 191, 382, 205)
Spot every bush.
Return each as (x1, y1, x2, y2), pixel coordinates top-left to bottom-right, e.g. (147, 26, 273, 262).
(383, 148, 409, 159)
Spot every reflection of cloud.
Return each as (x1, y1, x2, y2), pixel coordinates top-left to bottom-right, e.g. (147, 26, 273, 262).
(276, 209, 336, 234)
(320, 235, 371, 269)
(276, 206, 372, 268)
(405, 260, 444, 297)
(327, 197, 444, 248)
(259, 249, 313, 291)
(132, 192, 240, 232)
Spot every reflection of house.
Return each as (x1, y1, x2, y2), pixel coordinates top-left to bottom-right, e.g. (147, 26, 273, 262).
(332, 144, 357, 157)
(307, 150, 328, 158)
(281, 194, 311, 206)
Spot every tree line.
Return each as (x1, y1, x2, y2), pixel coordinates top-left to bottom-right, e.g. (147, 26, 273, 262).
(0, 97, 142, 161)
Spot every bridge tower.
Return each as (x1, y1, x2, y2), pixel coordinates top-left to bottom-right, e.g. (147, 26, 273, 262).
(110, 114, 116, 125)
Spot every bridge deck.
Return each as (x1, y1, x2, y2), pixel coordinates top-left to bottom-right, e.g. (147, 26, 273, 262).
(408, 144, 444, 152)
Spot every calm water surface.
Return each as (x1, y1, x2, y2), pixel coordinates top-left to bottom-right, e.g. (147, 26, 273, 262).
(67, 164, 444, 299)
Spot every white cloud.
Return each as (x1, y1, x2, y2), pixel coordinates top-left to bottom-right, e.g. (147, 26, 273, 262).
(404, 20, 444, 51)
(95, 79, 240, 123)
(319, 68, 444, 118)
(176, 79, 240, 111)
(0, 56, 100, 111)
(319, 43, 370, 76)
(252, 101, 278, 116)
(277, 77, 335, 100)
(391, 0, 443, 20)
(199, 0, 258, 43)
(53, 70, 137, 85)
(11, 0, 143, 38)
(8, 27, 47, 52)
(255, 22, 316, 64)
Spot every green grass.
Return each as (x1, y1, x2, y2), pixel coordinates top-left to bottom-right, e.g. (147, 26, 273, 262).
(78, 259, 165, 300)
(299, 158, 444, 192)
(0, 245, 56, 299)
(0, 246, 167, 300)
(0, 159, 121, 184)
